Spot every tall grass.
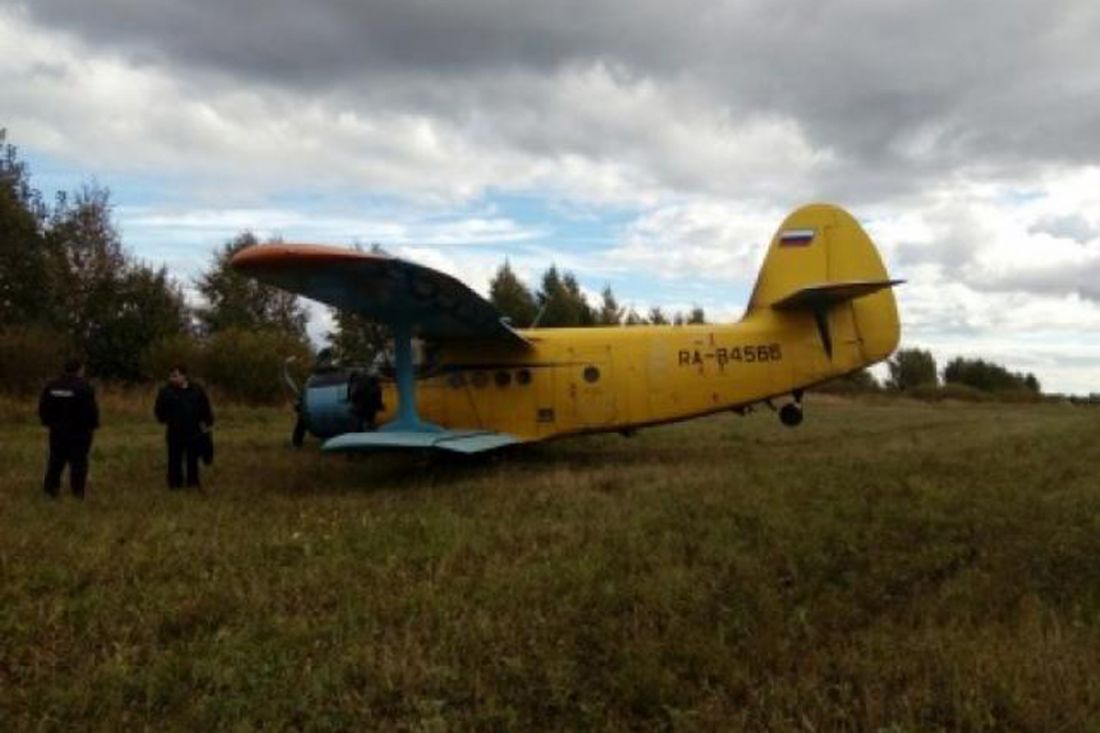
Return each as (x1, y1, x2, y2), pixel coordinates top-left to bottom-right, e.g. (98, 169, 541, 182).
(2, 397, 1099, 730)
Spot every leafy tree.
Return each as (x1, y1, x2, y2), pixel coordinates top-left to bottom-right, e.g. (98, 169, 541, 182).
(489, 259, 538, 327)
(624, 308, 646, 326)
(687, 306, 706, 324)
(596, 285, 624, 325)
(536, 266, 594, 327)
(47, 184, 127, 342)
(886, 347, 938, 390)
(0, 323, 73, 394)
(45, 183, 189, 379)
(0, 129, 56, 327)
(647, 306, 668, 325)
(196, 232, 308, 339)
(327, 308, 388, 366)
(562, 272, 595, 326)
(84, 265, 190, 381)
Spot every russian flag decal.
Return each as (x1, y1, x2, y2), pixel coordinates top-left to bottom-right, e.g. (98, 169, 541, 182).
(779, 228, 815, 246)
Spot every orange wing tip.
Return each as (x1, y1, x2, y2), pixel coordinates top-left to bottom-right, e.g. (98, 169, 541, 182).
(230, 243, 389, 270)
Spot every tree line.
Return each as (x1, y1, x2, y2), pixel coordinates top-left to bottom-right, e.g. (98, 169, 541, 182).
(886, 347, 1041, 395)
(487, 260, 705, 332)
(2, 129, 1053, 404)
(820, 347, 1044, 399)
(1, 130, 703, 401)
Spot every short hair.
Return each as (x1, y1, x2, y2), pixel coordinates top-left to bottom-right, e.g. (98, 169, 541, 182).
(63, 358, 83, 375)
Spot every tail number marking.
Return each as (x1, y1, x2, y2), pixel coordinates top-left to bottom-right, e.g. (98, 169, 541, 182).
(678, 343, 782, 368)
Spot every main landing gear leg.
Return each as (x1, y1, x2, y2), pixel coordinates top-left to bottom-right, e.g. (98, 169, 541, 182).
(379, 321, 441, 434)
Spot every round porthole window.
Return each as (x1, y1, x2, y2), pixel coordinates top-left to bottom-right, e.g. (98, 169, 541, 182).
(516, 369, 532, 385)
(583, 365, 600, 383)
(472, 371, 489, 388)
(494, 370, 512, 387)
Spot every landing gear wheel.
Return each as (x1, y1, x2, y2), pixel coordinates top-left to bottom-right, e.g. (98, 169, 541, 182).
(779, 403, 803, 428)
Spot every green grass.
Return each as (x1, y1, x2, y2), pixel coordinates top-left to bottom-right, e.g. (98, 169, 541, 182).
(2, 394, 1100, 730)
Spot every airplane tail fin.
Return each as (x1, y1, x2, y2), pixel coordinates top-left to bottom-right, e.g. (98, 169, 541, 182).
(745, 203, 901, 363)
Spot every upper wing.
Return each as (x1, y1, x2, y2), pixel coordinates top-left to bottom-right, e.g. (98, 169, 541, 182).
(231, 243, 530, 346)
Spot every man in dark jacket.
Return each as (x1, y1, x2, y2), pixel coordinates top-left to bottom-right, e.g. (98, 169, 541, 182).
(350, 372, 384, 430)
(39, 358, 99, 499)
(154, 365, 214, 489)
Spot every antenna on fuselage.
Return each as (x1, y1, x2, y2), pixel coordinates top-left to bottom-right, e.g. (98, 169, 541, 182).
(529, 303, 547, 329)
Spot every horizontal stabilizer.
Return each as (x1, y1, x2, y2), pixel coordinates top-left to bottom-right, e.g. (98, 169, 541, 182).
(771, 279, 904, 311)
(322, 429, 520, 454)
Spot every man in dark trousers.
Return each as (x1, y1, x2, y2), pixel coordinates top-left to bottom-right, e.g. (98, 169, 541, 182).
(38, 358, 99, 499)
(154, 365, 214, 489)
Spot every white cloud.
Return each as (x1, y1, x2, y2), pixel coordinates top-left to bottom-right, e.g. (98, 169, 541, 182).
(4, 2, 1100, 393)
(604, 201, 781, 284)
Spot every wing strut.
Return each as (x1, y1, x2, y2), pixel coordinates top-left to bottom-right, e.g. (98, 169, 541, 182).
(381, 321, 441, 434)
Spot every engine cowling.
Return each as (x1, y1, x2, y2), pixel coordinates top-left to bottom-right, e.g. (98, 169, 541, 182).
(299, 369, 372, 439)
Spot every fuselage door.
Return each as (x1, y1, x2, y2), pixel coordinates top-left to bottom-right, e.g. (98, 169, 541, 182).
(567, 345, 616, 427)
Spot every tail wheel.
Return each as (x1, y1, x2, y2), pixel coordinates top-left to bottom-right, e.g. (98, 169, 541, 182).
(779, 403, 803, 428)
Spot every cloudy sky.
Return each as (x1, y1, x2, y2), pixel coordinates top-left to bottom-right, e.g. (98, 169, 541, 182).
(3, 0, 1099, 393)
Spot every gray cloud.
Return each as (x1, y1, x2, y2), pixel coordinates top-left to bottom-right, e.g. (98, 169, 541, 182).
(985, 259, 1100, 302)
(1028, 213, 1099, 244)
(9, 0, 1100, 188)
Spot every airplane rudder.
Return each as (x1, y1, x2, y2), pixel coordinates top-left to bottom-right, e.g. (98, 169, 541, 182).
(746, 203, 843, 313)
(831, 208, 901, 360)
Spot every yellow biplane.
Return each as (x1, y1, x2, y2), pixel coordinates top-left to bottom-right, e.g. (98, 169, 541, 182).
(231, 203, 901, 454)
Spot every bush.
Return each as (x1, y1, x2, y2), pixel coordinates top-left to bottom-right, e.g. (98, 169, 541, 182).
(936, 383, 996, 402)
(897, 384, 983, 402)
(0, 324, 74, 394)
(202, 328, 312, 404)
(813, 368, 880, 395)
(141, 329, 312, 404)
(141, 333, 205, 383)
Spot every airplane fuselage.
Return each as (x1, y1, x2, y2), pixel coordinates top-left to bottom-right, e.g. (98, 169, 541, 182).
(372, 302, 890, 442)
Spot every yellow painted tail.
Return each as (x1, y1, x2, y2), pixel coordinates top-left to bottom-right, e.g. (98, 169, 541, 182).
(745, 203, 901, 364)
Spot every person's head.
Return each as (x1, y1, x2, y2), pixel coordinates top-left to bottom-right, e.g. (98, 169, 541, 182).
(168, 364, 189, 388)
(63, 358, 84, 377)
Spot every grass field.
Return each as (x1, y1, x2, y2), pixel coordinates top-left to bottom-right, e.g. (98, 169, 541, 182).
(2, 394, 1100, 731)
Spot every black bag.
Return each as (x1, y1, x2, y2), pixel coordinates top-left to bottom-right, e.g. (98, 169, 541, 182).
(197, 430, 214, 466)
